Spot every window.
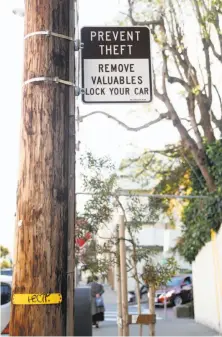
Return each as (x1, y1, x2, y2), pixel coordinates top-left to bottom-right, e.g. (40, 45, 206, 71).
(1, 283, 11, 305)
(183, 276, 192, 285)
(166, 277, 182, 287)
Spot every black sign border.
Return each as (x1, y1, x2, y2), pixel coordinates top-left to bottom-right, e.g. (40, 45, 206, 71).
(81, 26, 153, 104)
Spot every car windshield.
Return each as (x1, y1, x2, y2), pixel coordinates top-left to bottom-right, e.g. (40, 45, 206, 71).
(0, 269, 13, 276)
(166, 277, 182, 287)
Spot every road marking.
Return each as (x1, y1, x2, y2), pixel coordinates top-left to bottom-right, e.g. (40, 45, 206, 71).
(104, 310, 163, 322)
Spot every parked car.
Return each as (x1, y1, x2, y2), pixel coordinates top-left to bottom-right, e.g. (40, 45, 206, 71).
(1, 275, 12, 335)
(153, 274, 192, 307)
(128, 284, 149, 303)
(0, 269, 13, 276)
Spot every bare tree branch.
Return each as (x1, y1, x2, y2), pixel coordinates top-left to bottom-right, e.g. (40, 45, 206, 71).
(123, 0, 217, 191)
(167, 75, 191, 90)
(79, 110, 170, 132)
(213, 84, 222, 115)
(153, 70, 164, 101)
(208, 40, 222, 62)
(186, 93, 204, 150)
(210, 4, 222, 60)
(163, 45, 191, 91)
(192, 0, 212, 103)
(127, 0, 162, 26)
(192, 0, 222, 62)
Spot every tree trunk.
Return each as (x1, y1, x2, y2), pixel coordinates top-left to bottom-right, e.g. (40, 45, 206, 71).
(119, 215, 129, 336)
(10, 0, 70, 335)
(116, 228, 123, 337)
(149, 285, 156, 336)
(169, 104, 216, 192)
(132, 246, 143, 336)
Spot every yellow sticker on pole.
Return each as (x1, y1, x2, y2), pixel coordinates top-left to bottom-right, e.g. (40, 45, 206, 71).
(12, 293, 62, 305)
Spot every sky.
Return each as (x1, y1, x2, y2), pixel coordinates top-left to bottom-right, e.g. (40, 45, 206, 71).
(0, 0, 179, 255)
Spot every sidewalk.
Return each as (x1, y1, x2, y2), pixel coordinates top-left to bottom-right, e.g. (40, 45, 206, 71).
(94, 284, 218, 336)
(94, 319, 217, 336)
(103, 284, 117, 305)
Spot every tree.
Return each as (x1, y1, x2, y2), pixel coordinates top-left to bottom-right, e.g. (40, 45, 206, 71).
(0, 245, 9, 259)
(125, 0, 222, 193)
(79, 152, 173, 336)
(120, 140, 222, 262)
(116, 197, 157, 336)
(142, 257, 178, 336)
(78, 239, 111, 277)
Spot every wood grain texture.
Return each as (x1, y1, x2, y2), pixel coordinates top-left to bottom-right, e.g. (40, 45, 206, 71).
(10, 1, 70, 335)
(128, 314, 156, 325)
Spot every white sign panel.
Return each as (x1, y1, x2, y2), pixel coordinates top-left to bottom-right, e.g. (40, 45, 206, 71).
(81, 26, 152, 104)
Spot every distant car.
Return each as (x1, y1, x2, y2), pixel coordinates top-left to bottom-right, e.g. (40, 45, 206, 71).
(0, 269, 13, 276)
(128, 284, 149, 303)
(128, 291, 135, 303)
(1, 275, 12, 335)
(153, 274, 192, 307)
(140, 284, 148, 297)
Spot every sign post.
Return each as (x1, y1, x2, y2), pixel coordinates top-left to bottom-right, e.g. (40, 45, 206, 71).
(81, 26, 152, 104)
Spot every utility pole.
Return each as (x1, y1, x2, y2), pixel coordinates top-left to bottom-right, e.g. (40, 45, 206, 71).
(66, 0, 76, 335)
(10, 0, 75, 335)
(119, 215, 129, 336)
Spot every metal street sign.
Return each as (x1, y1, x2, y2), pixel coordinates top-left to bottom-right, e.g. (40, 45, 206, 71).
(81, 26, 152, 104)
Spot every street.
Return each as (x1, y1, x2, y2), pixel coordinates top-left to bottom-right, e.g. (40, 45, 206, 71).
(93, 285, 217, 336)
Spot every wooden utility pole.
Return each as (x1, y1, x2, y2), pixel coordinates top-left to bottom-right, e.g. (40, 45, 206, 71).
(10, 0, 75, 335)
(119, 215, 129, 336)
(66, 0, 76, 334)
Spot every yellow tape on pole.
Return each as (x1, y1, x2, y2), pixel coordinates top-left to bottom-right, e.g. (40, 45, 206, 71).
(12, 293, 62, 305)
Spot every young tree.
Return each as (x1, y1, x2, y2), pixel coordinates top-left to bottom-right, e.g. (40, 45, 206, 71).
(142, 257, 178, 336)
(79, 152, 173, 336)
(116, 196, 156, 336)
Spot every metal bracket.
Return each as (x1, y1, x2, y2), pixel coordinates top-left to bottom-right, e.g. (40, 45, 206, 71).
(24, 30, 74, 41)
(74, 39, 84, 51)
(75, 87, 84, 96)
(23, 76, 83, 97)
(24, 31, 84, 52)
(23, 76, 75, 87)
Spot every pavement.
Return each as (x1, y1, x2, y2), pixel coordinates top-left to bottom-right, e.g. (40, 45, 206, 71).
(93, 284, 218, 336)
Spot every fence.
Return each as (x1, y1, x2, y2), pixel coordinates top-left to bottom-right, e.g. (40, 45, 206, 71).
(192, 226, 222, 333)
